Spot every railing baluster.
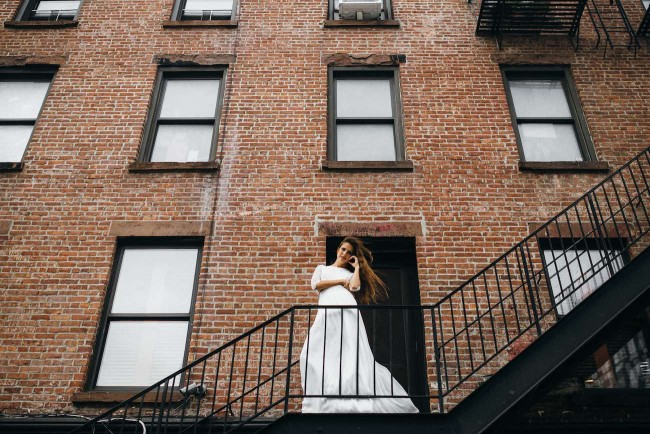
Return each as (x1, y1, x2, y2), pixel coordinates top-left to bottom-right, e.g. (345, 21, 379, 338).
(518, 244, 542, 336)
(254, 325, 265, 417)
(270, 320, 279, 407)
(207, 351, 221, 434)
(339, 307, 344, 396)
(239, 335, 252, 421)
(431, 307, 445, 414)
(284, 309, 296, 413)
(437, 304, 449, 393)
(627, 165, 650, 227)
(448, 296, 462, 383)
(470, 279, 487, 363)
(483, 272, 500, 351)
(459, 287, 475, 373)
(500, 258, 515, 341)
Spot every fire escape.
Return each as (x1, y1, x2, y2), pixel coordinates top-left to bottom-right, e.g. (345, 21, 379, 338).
(67, 145, 650, 433)
(473, 0, 646, 56)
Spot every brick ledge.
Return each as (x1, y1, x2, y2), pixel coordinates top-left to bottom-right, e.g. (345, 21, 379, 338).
(4, 20, 78, 29)
(162, 19, 238, 28)
(128, 161, 220, 172)
(519, 161, 610, 173)
(322, 160, 413, 171)
(324, 19, 400, 28)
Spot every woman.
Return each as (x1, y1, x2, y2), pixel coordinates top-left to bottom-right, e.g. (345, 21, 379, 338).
(299, 237, 418, 413)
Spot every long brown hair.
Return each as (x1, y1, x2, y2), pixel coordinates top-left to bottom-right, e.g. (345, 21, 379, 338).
(338, 237, 388, 305)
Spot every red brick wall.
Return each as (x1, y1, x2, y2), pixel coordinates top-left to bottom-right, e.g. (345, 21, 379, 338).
(0, 0, 648, 414)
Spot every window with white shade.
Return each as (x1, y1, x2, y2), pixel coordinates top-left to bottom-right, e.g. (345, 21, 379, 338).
(17, 0, 82, 21)
(540, 238, 626, 316)
(501, 66, 596, 163)
(0, 69, 54, 163)
(173, 0, 235, 20)
(140, 68, 225, 163)
(328, 68, 404, 162)
(329, 0, 392, 20)
(92, 239, 202, 388)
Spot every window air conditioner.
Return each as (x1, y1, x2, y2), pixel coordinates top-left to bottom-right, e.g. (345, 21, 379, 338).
(338, 0, 382, 21)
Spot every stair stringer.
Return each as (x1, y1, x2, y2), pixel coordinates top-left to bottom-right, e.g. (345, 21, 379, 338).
(449, 245, 650, 434)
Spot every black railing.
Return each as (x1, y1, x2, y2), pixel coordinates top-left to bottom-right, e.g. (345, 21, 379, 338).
(71, 146, 650, 433)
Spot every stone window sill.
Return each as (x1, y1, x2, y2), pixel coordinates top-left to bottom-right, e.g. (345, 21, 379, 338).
(4, 20, 78, 29)
(72, 390, 184, 404)
(519, 161, 610, 173)
(0, 162, 24, 172)
(162, 20, 238, 28)
(322, 160, 413, 171)
(323, 19, 400, 28)
(128, 161, 220, 173)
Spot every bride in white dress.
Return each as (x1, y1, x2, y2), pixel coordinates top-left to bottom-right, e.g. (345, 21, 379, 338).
(299, 237, 418, 413)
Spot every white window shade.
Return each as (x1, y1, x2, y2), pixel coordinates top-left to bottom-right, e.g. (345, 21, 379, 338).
(150, 124, 213, 162)
(111, 248, 199, 314)
(510, 80, 572, 118)
(96, 321, 189, 387)
(33, 1, 80, 18)
(183, 0, 233, 18)
(519, 124, 582, 162)
(336, 79, 392, 118)
(0, 81, 50, 119)
(337, 124, 396, 161)
(0, 125, 33, 162)
(160, 79, 221, 119)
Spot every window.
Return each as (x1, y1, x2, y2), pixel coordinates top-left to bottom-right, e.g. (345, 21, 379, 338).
(172, 0, 235, 21)
(91, 239, 202, 388)
(140, 68, 225, 163)
(329, 0, 392, 20)
(16, 0, 82, 21)
(643, 0, 650, 10)
(0, 68, 55, 163)
(540, 238, 626, 316)
(502, 66, 595, 163)
(328, 68, 404, 162)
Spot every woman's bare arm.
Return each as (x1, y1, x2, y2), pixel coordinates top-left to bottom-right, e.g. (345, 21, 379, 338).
(314, 279, 348, 292)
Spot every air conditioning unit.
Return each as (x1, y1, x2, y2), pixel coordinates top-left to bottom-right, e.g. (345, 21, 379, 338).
(339, 0, 382, 21)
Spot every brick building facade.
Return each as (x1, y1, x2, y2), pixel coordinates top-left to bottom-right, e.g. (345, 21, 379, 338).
(0, 0, 649, 431)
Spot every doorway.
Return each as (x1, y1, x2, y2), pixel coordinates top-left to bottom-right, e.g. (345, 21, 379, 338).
(326, 237, 429, 412)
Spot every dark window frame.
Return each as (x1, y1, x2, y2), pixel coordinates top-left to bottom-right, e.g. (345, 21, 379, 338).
(327, 67, 405, 162)
(539, 237, 628, 318)
(171, 0, 237, 21)
(15, 0, 83, 21)
(328, 0, 393, 20)
(87, 237, 204, 391)
(139, 67, 227, 163)
(0, 66, 57, 164)
(501, 65, 596, 163)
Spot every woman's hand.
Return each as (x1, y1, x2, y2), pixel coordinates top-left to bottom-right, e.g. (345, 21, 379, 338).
(348, 256, 359, 269)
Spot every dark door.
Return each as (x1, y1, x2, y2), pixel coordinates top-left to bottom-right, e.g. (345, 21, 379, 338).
(326, 237, 430, 412)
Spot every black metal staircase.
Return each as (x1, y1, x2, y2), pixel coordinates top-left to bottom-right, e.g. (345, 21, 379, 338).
(586, 0, 639, 57)
(69, 146, 650, 434)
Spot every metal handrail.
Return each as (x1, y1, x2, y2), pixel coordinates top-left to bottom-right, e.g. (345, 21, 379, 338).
(71, 146, 650, 433)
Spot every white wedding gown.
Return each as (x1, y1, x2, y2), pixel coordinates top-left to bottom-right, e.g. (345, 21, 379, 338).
(299, 264, 419, 413)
